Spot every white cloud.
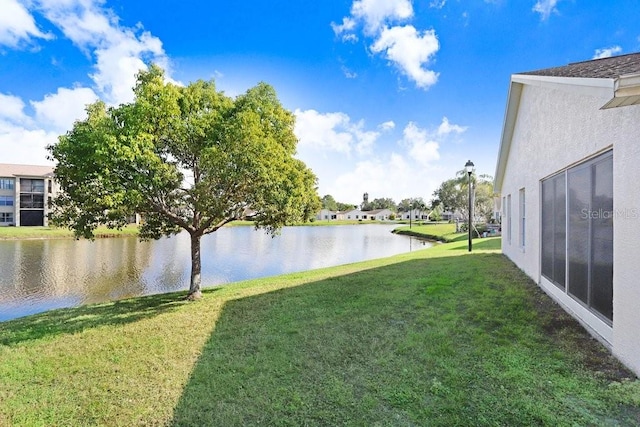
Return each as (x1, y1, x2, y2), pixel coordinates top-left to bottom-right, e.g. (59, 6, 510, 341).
(341, 66, 358, 78)
(0, 93, 32, 125)
(0, 0, 52, 48)
(294, 109, 355, 154)
(402, 122, 440, 166)
(295, 111, 469, 204)
(371, 25, 440, 89)
(532, 0, 560, 20)
(331, 17, 357, 41)
(294, 109, 381, 156)
(437, 116, 467, 136)
(430, 0, 446, 9)
(0, 88, 96, 164)
(0, 0, 171, 167)
(31, 87, 98, 132)
(352, 121, 378, 155)
(351, 0, 413, 35)
(0, 121, 57, 165)
(35, 0, 169, 105)
(334, 0, 440, 90)
(332, 155, 410, 202)
(593, 46, 622, 59)
(328, 152, 444, 204)
(379, 120, 395, 131)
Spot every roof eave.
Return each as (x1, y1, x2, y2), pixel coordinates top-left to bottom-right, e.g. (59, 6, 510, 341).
(493, 81, 523, 194)
(511, 74, 614, 98)
(601, 72, 640, 109)
(494, 74, 629, 193)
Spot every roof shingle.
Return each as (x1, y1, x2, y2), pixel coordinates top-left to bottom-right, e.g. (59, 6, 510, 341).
(519, 52, 640, 79)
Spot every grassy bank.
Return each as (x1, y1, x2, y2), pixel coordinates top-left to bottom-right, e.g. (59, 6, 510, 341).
(0, 220, 387, 240)
(1, 238, 639, 426)
(394, 222, 468, 242)
(0, 225, 140, 239)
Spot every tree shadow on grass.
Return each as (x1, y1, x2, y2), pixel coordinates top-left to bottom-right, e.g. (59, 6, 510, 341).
(0, 290, 200, 346)
(169, 252, 638, 426)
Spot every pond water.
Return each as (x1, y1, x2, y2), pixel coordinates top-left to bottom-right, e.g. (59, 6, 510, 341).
(0, 224, 431, 321)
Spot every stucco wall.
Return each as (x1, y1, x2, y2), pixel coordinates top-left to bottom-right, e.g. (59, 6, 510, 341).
(500, 82, 640, 376)
(609, 104, 640, 375)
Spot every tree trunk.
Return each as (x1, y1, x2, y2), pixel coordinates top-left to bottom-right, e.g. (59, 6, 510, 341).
(186, 232, 203, 300)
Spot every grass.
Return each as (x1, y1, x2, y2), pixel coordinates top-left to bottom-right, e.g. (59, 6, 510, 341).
(0, 225, 140, 239)
(0, 220, 382, 240)
(1, 238, 639, 426)
(306, 219, 405, 226)
(394, 222, 468, 242)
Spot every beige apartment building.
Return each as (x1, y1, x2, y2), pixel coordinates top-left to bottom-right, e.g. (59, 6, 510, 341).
(0, 163, 58, 227)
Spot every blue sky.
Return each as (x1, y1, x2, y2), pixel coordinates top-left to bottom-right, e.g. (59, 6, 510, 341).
(1, 0, 639, 205)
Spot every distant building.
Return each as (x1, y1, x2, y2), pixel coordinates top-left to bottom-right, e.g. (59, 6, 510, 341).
(399, 208, 429, 221)
(362, 208, 393, 221)
(0, 164, 58, 227)
(336, 208, 364, 220)
(316, 209, 337, 221)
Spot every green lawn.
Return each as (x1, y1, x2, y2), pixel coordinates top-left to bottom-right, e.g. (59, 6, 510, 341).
(0, 220, 376, 239)
(0, 225, 140, 239)
(1, 238, 639, 426)
(394, 222, 468, 242)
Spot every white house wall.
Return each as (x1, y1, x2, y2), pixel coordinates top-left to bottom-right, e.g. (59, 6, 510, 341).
(608, 100, 640, 375)
(500, 82, 640, 375)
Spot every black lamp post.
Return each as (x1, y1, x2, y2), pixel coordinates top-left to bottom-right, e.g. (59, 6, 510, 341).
(465, 160, 474, 252)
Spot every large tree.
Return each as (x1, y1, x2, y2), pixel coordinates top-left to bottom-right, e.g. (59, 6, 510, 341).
(48, 66, 321, 300)
(366, 197, 397, 212)
(431, 171, 495, 223)
(321, 194, 338, 211)
(397, 197, 426, 213)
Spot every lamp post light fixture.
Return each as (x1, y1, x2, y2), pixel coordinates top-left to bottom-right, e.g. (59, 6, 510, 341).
(465, 160, 475, 252)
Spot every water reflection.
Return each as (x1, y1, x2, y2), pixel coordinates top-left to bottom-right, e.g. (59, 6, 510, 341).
(0, 224, 431, 321)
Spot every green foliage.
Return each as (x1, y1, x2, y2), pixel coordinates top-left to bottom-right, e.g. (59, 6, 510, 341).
(432, 171, 495, 222)
(49, 66, 319, 239)
(336, 201, 355, 212)
(364, 197, 396, 211)
(321, 195, 358, 212)
(321, 194, 338, 211)
(430, 203, 444, 221)
(397, 197, 427, 213)
(48, 65, 320, 295)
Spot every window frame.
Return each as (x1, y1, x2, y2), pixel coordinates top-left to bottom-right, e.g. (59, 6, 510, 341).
(540, 150, 613, 324)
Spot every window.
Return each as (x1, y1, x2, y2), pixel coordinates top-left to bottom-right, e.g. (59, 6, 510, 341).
(541, 173, 566, 289)
(0, 195, 14, 206)
(0, 178, 14, 190)
(541, 151, 613, 323)
(502, 196, 506, 230)
(506, 194, 512, 245)
(519, 188, 526, 249)
(48, 180, 52, 194)
(0, 212, 13, 223)
(20, 193, 44, 209)
(20, 178, 45, 193)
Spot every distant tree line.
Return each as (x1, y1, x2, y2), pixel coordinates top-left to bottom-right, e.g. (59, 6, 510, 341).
(320, 169, 496, 224)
